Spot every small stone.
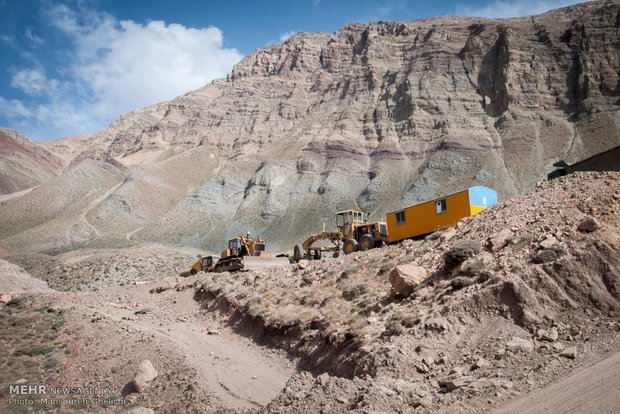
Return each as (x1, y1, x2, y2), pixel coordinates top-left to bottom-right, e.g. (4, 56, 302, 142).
(553, 342, 564, 351)
(560, 347, 577, 359)
(488, 228, 514, 251)
(577, 217, 600, 232)
(422, 356, 435, 367)
(539, 235, 558, 249)
(439, 376, 474, 391)
(521, 310, 542, 327)
(541, 328, 559, 342)
(0, 293, 15, 304)
(298, 260, 308, 270)
(415, 363, 429, 373)
(207, 330, 219, 335)
(440, 227, 457, 242)
(133, 360, 158, 393)
(336, 397, 348, 404)
(389, 264, 427, 297)
(506, 337, 534, 354)
(134, 307, 150, 315)
(317, 373, 330, 386)
(473, 357, 490, 370)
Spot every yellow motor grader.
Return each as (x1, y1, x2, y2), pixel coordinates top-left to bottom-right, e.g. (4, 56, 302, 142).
(293, 209, 388, 260)
(180, 232, 288, 276)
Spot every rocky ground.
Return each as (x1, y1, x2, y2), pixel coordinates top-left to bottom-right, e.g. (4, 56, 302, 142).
(0, 171, 618, 413)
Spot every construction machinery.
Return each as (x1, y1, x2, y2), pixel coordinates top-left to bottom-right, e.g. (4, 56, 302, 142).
(293, 210, 388, 260)
(180, 232, 288, 275)
(216, 232, 289, 271)
(179, 255, 219, 277)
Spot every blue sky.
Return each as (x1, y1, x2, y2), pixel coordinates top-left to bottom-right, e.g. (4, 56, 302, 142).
(0, 0, 582, 141)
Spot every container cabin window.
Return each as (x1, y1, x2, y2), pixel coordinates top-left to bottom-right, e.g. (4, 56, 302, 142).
(396, 211, 406, 225)
(436, 199, 447, 214)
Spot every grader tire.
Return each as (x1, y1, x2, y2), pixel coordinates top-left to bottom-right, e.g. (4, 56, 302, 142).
(359, 234, 375, 251)
(343, 238, 358, 255)
(293, 244, 305, 261)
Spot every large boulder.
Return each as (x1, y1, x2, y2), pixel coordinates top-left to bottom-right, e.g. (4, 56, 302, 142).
(132, 360, 158, 393)
(389, 264, 427, 296)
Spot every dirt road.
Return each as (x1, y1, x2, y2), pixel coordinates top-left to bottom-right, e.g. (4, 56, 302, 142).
(70, 279, 294, 411)
(495, 349, 620, 414)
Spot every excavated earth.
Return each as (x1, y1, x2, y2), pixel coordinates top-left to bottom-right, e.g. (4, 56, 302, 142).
(1, 171, 618, 413)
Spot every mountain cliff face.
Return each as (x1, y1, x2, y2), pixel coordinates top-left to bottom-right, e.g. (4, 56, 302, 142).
(4, 1, 620, 253)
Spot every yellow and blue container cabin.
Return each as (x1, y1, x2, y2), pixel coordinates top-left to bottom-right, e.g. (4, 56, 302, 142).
(385, 186, 497, 243)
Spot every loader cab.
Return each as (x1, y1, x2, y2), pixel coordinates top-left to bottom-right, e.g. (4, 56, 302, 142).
(200, 256, 219, 272)
(336, 210, 366, 239)
(228, 237, 245, 256)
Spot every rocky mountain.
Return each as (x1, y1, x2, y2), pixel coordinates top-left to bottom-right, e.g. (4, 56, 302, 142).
(0, 128, 64, 194)
(3, 0, 620, 253)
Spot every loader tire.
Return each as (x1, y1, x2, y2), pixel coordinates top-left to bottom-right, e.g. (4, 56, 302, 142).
(343, 238, 358, 255)
(314, 250, 322, 260)
(359, 234, 375, 251)
(293, 244, 305, 261)
(190, 268, 198, 275)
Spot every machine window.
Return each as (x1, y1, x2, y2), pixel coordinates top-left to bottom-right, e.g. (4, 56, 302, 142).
(395, 210, 406, 225)
(436, 199, 447, 214)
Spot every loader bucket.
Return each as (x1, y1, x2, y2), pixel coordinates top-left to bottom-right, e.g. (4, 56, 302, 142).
(243, 253, 289, 270)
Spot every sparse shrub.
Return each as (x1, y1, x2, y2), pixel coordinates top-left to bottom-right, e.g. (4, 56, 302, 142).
(6, 297, 23, 307)
(43, 358, 58, 370)
(532, 244, 566, 264)
(18, 344, 55, 357)
(11, 316, 27, 327)
(445, 239, 481, 268)
(342, 284, 367, 301)
(427, 231, 442, 241)
(392, 310, 418, 328)
(383, 320, 405, 336)
(301, 274, 316, 286)
(340, 266, 359, 280)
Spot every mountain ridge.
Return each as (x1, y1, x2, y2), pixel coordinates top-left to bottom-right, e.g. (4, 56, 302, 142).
(2, 0, 619, 253)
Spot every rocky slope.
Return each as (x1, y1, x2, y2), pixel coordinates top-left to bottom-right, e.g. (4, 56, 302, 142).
(1, 171, 618, 413)
(0, 128, 64, 194)
(3, 0, 620, 253)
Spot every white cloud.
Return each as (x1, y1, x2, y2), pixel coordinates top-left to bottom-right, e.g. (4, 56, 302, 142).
(279, 31, 297, 42)
(10, 68, 48, 95)
(0, 97, 33, 118)
(1, 3, 243, 140)
(457, 0, 582, 18)
(24, 28, 44, 46)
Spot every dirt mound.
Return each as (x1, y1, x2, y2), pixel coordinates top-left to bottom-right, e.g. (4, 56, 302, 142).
(0, 258, 53, 294)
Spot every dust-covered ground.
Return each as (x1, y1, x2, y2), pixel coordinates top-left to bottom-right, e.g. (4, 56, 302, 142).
(0, 171, 618, 413)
